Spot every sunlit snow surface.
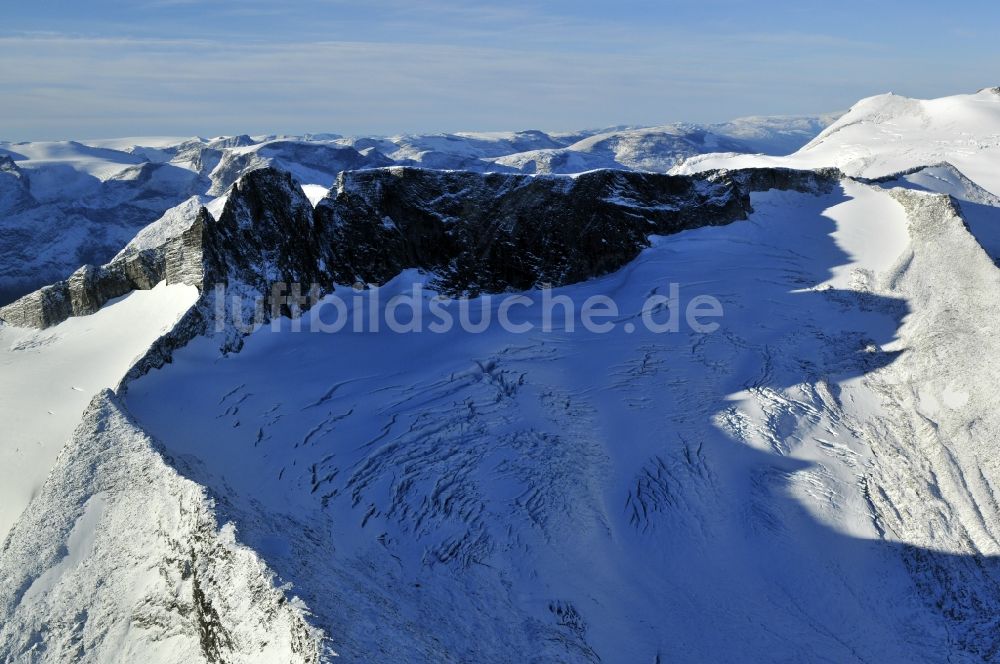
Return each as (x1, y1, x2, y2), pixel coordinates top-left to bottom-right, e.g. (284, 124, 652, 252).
(676, 88, 1000, 267)
(121, 182, 1000, 661)
(0, 282, 198, 538)
(299, 184, 331, 207)
(678, 88, 1000, 195)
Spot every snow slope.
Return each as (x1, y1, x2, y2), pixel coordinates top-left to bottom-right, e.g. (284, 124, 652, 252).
(876, 163, 1000, 263)
(116, 179, 1000, 661)
(675, 88, 1000, 265)
(0, 282, 198, 539)
(0, 391, 324, 663)
(677, 88, 1000, 195)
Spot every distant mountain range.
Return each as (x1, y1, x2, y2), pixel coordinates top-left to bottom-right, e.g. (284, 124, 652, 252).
(0, 114, 837, 305)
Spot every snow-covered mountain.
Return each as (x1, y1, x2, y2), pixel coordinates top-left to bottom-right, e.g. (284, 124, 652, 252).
(3, 90, 1000, 662)
(677, 87, 1000, 195)
(675, 87, 1000, 265)
(0, 115, 834, 306)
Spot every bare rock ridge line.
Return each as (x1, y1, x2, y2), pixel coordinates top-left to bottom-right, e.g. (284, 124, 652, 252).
(0, 166, 840, 330)
(317, 166, 838, 293)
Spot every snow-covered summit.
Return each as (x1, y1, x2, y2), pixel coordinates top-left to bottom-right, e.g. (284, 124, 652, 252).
(678, 88, 1000, 195)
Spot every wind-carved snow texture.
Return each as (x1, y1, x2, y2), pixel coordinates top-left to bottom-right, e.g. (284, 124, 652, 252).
(0, 163, 831, 662)
(117, 180, 1000, 661)
(0, 391, 325, 663)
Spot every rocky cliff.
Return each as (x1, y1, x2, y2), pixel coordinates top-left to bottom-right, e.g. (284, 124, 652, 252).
(317, 167, 747, 293)
(0, 165, 840, 331)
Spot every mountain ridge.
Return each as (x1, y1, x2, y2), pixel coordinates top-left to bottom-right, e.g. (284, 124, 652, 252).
(0, 114, 837, 305)
(0, 165, 839, 333)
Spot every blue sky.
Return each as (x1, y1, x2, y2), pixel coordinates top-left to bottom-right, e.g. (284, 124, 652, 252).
(1, 0, 997, 140)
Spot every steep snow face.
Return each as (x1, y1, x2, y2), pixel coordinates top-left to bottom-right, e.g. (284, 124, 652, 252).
(299, 184, 330, 207)
(816, 180, 911, 289)
(122, 180, 1000, 661)
(0, 391, 324, 664)
(0, 281, 198, 539)
(678, 89, 1000, 195)
(863, 189, 1000, 558)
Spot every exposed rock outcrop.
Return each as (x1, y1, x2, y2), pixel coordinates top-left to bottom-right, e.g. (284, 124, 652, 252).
(320, 166, 837, 296)
(208, 142, 393, 196)
(0, 170, 322, 329)
(0, 250, 164, 328)
(316, 167, 748, 293)
(0, 165, 842, 331)
(731, 166, 842, 195)
(202, 168, 333, 292)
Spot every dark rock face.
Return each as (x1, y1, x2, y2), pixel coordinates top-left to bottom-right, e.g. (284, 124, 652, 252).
(0, 165, 842, 330)
(0, 248, 168, 328)
(203, 169, 333, 293)
(730, 166, 843, 195)
(0, 169, 330, 329)
(317, 168, 754, 294)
